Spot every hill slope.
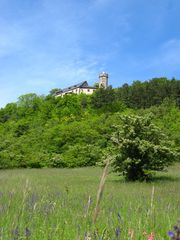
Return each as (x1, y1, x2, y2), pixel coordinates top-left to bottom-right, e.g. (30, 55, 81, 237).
(0, 77, 179, 169)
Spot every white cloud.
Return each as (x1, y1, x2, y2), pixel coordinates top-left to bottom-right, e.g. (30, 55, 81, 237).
(43, 58, 100, 88)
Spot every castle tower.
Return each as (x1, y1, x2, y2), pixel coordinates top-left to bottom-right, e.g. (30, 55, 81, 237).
(99, 72, 108, 89)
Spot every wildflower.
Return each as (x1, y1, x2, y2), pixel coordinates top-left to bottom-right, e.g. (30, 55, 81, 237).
(147, 232, 154, 240)
(168, 221, 180, 239)
(168, 231, 175, 238)
(12, 226, 19, 240)
(115, 226, 121, 239)
(25, 227, 31, 238)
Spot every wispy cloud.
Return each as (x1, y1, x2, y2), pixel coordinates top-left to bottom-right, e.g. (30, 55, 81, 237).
(0, 0, 180, 107)
(25, 56, 100, 89)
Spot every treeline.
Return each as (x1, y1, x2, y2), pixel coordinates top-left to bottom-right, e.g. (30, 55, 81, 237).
(0, 77, 179, 169)
(117, 77, 180, 108)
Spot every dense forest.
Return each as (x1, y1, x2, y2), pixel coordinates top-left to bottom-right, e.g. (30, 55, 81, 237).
(0, 77, 179, 169)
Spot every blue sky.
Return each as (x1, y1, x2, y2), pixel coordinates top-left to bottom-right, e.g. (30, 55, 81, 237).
(0, 0, 180, 107)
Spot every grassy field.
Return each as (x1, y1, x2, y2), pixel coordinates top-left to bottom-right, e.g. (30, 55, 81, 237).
(0, 164, 180, 240)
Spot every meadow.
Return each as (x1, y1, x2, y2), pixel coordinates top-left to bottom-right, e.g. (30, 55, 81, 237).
(0, 164, 180, 240)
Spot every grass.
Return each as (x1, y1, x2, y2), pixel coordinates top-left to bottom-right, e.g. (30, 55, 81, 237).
(0, 164, 180, 239)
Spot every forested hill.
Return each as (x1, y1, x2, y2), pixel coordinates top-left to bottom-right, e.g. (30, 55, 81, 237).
(0, 77, 179, 169)
(116, 77, 180, 108)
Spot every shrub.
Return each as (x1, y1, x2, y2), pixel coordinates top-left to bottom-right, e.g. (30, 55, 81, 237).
(111, 114, 177, 181)
(48, 153, 66, 168)
(62, 144, 102, 168)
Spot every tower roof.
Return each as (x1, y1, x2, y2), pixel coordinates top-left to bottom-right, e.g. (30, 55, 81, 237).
(99, 72, 108, 77)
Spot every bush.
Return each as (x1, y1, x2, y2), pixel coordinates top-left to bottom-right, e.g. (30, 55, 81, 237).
(48, 153, 66, 168)
(62, 144, 102, 168)
(111, 114, 177, 181)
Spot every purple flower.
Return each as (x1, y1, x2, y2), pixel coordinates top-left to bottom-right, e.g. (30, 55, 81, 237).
(115, 226, 121, 239)
(168, 221, 180, 239)
(12, 226, 19, 240)
(168, 231, 175, 238)
(25, 227, 31, 238)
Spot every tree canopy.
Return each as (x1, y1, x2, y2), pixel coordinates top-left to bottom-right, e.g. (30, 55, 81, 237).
(0, 77, 179, 181)
(111, 115, 177, 181)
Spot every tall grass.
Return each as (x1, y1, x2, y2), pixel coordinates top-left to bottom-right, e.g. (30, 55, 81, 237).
(0, 164, 179, 239)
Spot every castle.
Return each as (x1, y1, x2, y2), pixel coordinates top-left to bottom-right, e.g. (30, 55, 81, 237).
(55, 72, 108, 97)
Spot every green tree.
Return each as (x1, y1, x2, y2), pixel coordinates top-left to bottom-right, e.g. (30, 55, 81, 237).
(0, 103, 18, 122)
(111, 114, 177, 181)
(116, 77, 180, 109)
(49, 88, 61, 96)
(93, 82, 99, 88)
(91, 86, 124, 112)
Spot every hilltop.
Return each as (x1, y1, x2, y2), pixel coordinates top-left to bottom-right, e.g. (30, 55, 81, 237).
(0, 77, 179, 169)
